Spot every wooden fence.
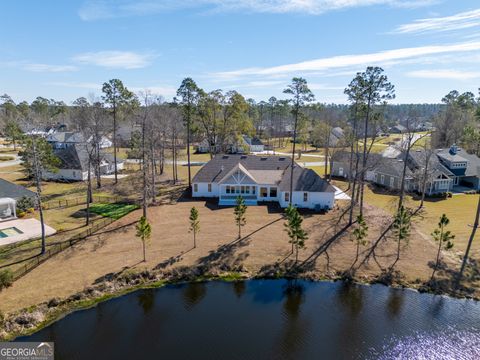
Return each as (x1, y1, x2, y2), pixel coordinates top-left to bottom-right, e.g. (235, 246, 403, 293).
(42, 195, 121, 210)
(10, 216, 116, 281)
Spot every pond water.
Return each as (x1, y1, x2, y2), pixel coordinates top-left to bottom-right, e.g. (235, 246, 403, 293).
(17, 280, 480, 359)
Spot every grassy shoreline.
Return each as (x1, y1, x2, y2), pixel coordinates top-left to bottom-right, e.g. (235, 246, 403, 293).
(1, 265, 477, 342)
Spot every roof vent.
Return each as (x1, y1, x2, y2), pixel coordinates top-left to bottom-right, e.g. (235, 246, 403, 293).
(240, 155, 247, 159)
(261, 157, 267, 161)
(222, 155, 229, 159)
(279, 157, 286, 161)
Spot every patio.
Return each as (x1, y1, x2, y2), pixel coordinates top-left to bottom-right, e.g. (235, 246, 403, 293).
(0, 218, 56, 247)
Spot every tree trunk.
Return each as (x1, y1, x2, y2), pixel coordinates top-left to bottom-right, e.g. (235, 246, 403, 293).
(431, 230, 443, 283)
(113, 105, 118, 184)
(31, 139, 46, 255)
(359, 100, 372, 216)
(194, 231, 196, 248)
(142, 115, 147, 219)
(143, 240, 146, 262)
(457, 195, 480, 285)
(86, 159, 92, 226)
(289, 107, 298, 205)
(187, 112, 192, 193)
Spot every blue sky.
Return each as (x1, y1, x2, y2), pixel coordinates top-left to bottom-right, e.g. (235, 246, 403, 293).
(2, 0, 480, 104)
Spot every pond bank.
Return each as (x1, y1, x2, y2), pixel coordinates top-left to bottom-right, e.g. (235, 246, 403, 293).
(1, 262, 477, 341)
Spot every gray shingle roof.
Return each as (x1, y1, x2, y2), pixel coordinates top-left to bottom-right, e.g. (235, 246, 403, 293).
(0, 178, 36, 200)
(279, 167, 336, 193)
(193, 154, 333, 193)
(54, 144, 90, 170)
(193, 154, 291, 183)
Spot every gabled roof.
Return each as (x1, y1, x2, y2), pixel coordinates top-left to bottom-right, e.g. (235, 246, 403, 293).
(47, 132, 86, 144)
(54, 145, 122, 171)
(218, 163, 258, 184)
(193, 154, 290, 183)
(279, 166, 335, 193)
(0, 178, 36, 200)
(436, 147, 480, 177)
(242, 135, 264, 146)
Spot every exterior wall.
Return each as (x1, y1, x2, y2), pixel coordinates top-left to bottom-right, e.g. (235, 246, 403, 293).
(192, 182, 219, 198)
(278, 191, 334, 209)
(372, 172, 400, 190)
(43, 169, 88, 181)
(250, 145, 265, 153)
(460, 176, 480, 190)
(331, 161, 350, 179)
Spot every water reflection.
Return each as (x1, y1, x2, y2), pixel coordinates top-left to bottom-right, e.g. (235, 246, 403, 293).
(337, 282, 364, 316)
(232, 281, 246, 298)
(387, 290, 405, 318)
(277, 280, 309, 359)
(137, 289, 155, 314)
(182, 282, 207, 310)
(17, 280, 480, 360)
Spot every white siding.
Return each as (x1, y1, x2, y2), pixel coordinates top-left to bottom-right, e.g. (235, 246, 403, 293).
(192, 182, 219, 197)
(43, 169, 88, 181)
(279, 191, 334, 209)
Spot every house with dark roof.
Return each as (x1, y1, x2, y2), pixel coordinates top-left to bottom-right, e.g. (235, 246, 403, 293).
(43, 144, 124, 181)
(47, 131, 112, 149)
(192, 154, 335, 209)
(436, 145, 480, 190)
(242, 135, 265, 152)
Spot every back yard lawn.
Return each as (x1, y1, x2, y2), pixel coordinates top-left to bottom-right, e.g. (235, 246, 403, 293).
(89, 203, 139, 220)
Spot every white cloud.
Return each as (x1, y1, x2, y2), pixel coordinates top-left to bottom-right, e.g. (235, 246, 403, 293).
(394, 8, 480, 34)
(72, 51, 155, 69)
(79, 0, 438, 20)
(213, 41, 480, 79)
(22, 63, 78, 72)
(406, 69, 480, 80)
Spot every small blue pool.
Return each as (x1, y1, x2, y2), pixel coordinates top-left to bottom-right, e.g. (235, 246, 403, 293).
(0, 227, 23, 238)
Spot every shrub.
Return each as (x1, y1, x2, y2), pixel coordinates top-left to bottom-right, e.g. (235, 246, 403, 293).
(17, 211, 26, 218)
(27, 207, 35, 213)
(16, 196, 35, 213)
(0, 270, 14, 290)
(446, 192, 453, 198)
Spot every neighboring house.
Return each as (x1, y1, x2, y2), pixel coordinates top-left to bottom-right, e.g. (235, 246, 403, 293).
(43, 145, 124, 181)
(390, 124, 407, 134)
(331, 145, 480, 195)
(195, 139, 220, 154)
(0, 179, 37, 220)
(329, 127, 345, 147)
(242, 135, 265, 152)
(192, 154, 335, 210)
(47, 132, 112, 149)
(436, 145, 480, 190)
(115, 124, 142, 148)
(330, 151, 382, 181)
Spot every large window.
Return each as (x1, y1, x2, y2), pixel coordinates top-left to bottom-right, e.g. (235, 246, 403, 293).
(270, 187, 277, 198)
(260, 187, 268, 198)
(303, 192, 308, 202)
(284, 192, 290, 202)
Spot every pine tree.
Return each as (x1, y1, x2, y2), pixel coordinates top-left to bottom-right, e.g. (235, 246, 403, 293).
(189, 207, 200, 248)
(136, 216, 152, 262)
(352, 214, 368, 268)
(234, 196, 247, 239)
(431, 214, 454, 282)
(284, 204, 308, 263)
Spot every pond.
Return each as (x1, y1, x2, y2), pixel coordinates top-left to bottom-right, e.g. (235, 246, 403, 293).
(17, 280, 480, 359)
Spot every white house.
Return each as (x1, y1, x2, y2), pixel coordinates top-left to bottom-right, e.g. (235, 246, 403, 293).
(192, 154, 335, 210)
(47, 132, 112, 149)
(43, 144, 124, 181)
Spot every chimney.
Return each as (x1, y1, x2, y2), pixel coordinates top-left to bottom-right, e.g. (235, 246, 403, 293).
(449, 144, 458, 155)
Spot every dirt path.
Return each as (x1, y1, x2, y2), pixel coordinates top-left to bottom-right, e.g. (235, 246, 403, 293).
(0, 201, 458, 314)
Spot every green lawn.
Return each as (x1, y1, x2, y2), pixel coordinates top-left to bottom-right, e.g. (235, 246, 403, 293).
(89, 203, 139, 220)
